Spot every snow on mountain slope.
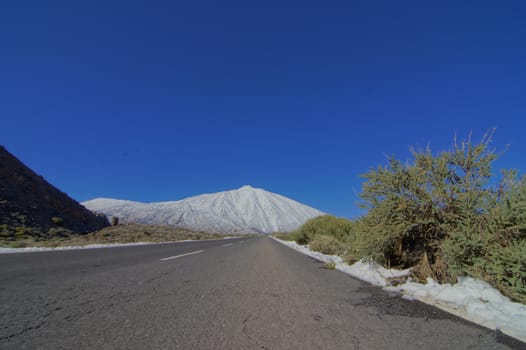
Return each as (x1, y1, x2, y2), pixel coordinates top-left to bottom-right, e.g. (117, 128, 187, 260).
(82, 185, 324, 234)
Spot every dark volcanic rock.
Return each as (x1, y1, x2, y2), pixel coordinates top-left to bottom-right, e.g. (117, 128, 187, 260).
(0, 146, 109, 234)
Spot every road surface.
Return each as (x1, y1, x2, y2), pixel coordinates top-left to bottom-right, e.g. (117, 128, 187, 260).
(1, 236, 524, 349)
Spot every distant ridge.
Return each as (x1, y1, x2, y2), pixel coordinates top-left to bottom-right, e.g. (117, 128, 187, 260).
(83, 185, 324, 234)
(0, 146, 109, 234)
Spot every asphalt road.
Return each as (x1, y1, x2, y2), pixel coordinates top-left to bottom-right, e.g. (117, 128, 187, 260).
(1, 236, 524, 349)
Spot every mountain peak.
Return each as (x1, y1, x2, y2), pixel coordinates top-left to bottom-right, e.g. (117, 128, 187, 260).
(83, 186, 324, 234)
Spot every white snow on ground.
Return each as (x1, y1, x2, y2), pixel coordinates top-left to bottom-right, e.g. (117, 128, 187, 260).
(0, 241, 187, 254)
(0, 237, 237, 254)
(273, 237, 526, 343)
(386, 278, 526, 343)
(274, 237, 411, 286)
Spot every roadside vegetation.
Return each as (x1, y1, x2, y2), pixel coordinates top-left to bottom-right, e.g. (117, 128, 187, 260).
(324, 261, 336, 270)
(274, 131, 526, 303)
(0, 223, 233, 248)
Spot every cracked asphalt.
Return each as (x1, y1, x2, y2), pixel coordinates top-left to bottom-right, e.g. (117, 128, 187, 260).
(1, 236, 524, 349)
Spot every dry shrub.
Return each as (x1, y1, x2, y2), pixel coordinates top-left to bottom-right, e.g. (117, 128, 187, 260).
(309, 234, 347, 256)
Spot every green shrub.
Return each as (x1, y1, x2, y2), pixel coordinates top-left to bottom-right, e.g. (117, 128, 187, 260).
(51, 216, 64, 226)
(309, 234, 347, 255)
(471, 173, 525, 302)
(357, 132, 496, 271)
(15, 226, 27, 238)
(47, 227, 72, 238)
(0, 224, 13, 238)
(354, 130, 526, 302)
(290, 215, 355, 245)
(479, 240, 526, 303)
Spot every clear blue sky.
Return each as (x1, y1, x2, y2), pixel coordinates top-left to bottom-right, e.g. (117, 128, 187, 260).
(1, 0, 525, 218)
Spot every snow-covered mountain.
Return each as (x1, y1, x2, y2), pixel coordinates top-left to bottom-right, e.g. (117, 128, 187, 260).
(82, 185, 324, 234)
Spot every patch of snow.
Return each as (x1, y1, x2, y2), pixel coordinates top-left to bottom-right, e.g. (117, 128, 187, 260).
(272, 237, 526, 343)
(82, 186, 324, 234)
(386, 277, 526, 342)
(0, 241, 189, 254)
(0, 236, 238, 254)
(274, 238, 410, 286)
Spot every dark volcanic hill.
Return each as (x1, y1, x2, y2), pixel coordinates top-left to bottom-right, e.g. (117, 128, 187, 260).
(0, 146, 109, 236)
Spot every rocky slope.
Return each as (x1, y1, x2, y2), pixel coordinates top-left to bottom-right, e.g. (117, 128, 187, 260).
(0, 146, 109, 236)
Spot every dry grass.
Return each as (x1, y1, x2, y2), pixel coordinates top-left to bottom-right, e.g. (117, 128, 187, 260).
(0, 223, 244, 248)
(324, 261, 336, 269)
(309, 235, 346, 256)
(271, 232, 295, 241)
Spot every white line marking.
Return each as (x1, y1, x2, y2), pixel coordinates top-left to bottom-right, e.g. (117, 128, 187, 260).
(160, 250, 204, 261)
(222, 243, 233, 247)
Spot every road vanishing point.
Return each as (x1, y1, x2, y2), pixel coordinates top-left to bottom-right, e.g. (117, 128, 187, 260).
(1, 236, 525, 349)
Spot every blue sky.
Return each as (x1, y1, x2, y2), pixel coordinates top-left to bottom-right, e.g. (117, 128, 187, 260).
(1, 0, 525, 218)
